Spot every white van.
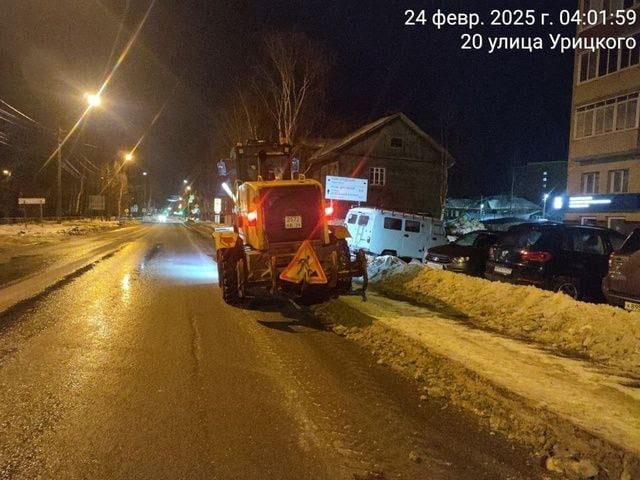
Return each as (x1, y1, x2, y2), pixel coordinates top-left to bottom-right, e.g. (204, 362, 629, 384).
(344, 207, 448, 261)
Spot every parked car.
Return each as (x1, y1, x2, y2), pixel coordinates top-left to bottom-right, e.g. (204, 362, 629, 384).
(425, 230, 505, 276)
(344, 207, 448, 261)
(485, 223, 625, 300)
(603, 228, 640, 311)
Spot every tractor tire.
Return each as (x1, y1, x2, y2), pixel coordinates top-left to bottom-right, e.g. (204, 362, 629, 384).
(218, 248, 242, 305)
(335, 239, 352, 294)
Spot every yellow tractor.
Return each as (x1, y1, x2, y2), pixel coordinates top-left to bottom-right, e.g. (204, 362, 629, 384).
(212, 175, 367, 305)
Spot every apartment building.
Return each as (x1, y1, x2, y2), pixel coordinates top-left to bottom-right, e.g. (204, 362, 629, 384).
(565, 0, 640, 232)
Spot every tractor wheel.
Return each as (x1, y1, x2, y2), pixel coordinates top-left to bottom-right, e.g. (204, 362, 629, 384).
(335, 239, 352, 294)
(218, 248, 242, 305)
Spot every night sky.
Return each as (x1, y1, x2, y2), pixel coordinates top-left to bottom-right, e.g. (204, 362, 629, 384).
(0, 0, 578, 201)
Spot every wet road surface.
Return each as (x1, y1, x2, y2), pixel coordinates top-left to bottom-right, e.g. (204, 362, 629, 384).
(0, 224, 552, 479)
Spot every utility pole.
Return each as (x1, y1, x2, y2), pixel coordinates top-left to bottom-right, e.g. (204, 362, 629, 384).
(510, 153, 517, 215)
(57, 126, 62, 222)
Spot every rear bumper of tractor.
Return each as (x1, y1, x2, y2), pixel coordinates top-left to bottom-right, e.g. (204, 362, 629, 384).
(243, 241, 366, 293)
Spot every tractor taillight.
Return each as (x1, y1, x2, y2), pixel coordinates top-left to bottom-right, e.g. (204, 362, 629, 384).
(247, 210, 258, 227)
(324, 205, 334, 218)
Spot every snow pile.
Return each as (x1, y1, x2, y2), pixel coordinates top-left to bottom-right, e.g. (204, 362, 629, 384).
(446, 216, 485, 236)
(367, 260, 640, 374)
(0, 220, 121, 238)
(0, 220, 122, 246)
(366, 255, 420, 282)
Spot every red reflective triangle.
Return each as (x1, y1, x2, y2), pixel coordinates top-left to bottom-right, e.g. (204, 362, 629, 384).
(279, 240, 328, 285)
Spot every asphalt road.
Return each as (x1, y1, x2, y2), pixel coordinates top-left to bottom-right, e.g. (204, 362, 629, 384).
(0, 224, 552, 479)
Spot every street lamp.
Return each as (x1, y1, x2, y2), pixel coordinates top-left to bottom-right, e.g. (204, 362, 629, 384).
(84, 92, 101, 108)
(2, 169, 10, 177)
(185, 185, 191, 192)
(183, 179, 188, 184)
(124, 152, 134, 162)
(542, 193, 550, 219)
(142, 171, 148, 176)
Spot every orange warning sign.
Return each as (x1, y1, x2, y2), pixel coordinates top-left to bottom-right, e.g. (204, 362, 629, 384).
(280, 240, 328, 285)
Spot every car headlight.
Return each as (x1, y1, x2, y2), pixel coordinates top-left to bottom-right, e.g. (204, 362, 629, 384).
(452, 256, 470, 264)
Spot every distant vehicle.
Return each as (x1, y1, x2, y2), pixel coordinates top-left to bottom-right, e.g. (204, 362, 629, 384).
(425, 230, 506, 276)
(344, 207, 447, 261)
(485, 223, 625, 300)
(603, 228, 640, 312)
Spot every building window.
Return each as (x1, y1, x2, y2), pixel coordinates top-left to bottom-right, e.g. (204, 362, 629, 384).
(369, 167, 386, 186)
(583, 0, 639, 14)
(389, 137, 403, 149)
(608, 217, 627, 233)
(578, 33, 640, 83)
(581, 217, 598, 226)
(581, 172, 600, 194)
(575, 93, 639, 138)
(608, 169, 629, 193)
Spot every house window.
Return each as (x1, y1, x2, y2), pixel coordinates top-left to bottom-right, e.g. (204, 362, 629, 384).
(608, 169, 629, 193)
(578, 33, 640, 83)
(583, 0, 638, 14)
(581, 217, 598, 226)
(575, 93, 639, 138)
(389, 137, 403, 149)
(321, 161, 339, 179)
(581, 172, 600, 194)
(369, 167, 386, 186)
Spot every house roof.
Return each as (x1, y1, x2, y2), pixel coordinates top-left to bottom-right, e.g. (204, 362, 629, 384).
(309, 113, 454, 166)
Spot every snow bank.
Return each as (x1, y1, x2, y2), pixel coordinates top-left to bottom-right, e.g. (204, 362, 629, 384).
(0, 219, 121, 242)
(446, 216, 485, 236)
(367, 257, 640, 374)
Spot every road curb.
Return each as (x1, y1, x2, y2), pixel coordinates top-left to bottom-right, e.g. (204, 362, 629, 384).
(312, 297, 640, 480)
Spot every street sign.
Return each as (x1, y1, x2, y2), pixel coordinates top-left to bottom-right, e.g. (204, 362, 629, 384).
(18, 198, 45, 205)
(325, 176, 368, 202)
(279, 240, 328, 285)
(88, 195, 105, 211)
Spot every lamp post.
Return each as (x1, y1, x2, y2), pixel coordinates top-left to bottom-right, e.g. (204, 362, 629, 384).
(57, 93, 102, 221)
(185, 185, 192, 219)
(542, 193, 550, 219)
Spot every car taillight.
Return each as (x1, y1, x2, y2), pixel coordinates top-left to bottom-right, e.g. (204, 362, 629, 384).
(247, 210, 258, 227)
(520, 250, 552, 263)
(324, 205, 334, 218)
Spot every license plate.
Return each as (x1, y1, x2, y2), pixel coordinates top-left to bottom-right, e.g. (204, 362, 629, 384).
(625, 301, 640, 312)
(494, 266, 512, 276)
(285, 215, 302, 229)
(427, 262, 444, 270)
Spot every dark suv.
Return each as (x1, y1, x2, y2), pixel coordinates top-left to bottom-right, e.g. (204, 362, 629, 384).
(485, 224, 625, 300)
(603, 228, 640, 311)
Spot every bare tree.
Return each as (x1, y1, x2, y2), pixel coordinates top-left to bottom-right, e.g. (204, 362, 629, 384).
(220, 87, 266, 145)
(253, 31, 328, 144)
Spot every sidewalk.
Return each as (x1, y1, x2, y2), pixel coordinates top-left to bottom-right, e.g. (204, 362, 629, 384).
(315, 292, 640, 479)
